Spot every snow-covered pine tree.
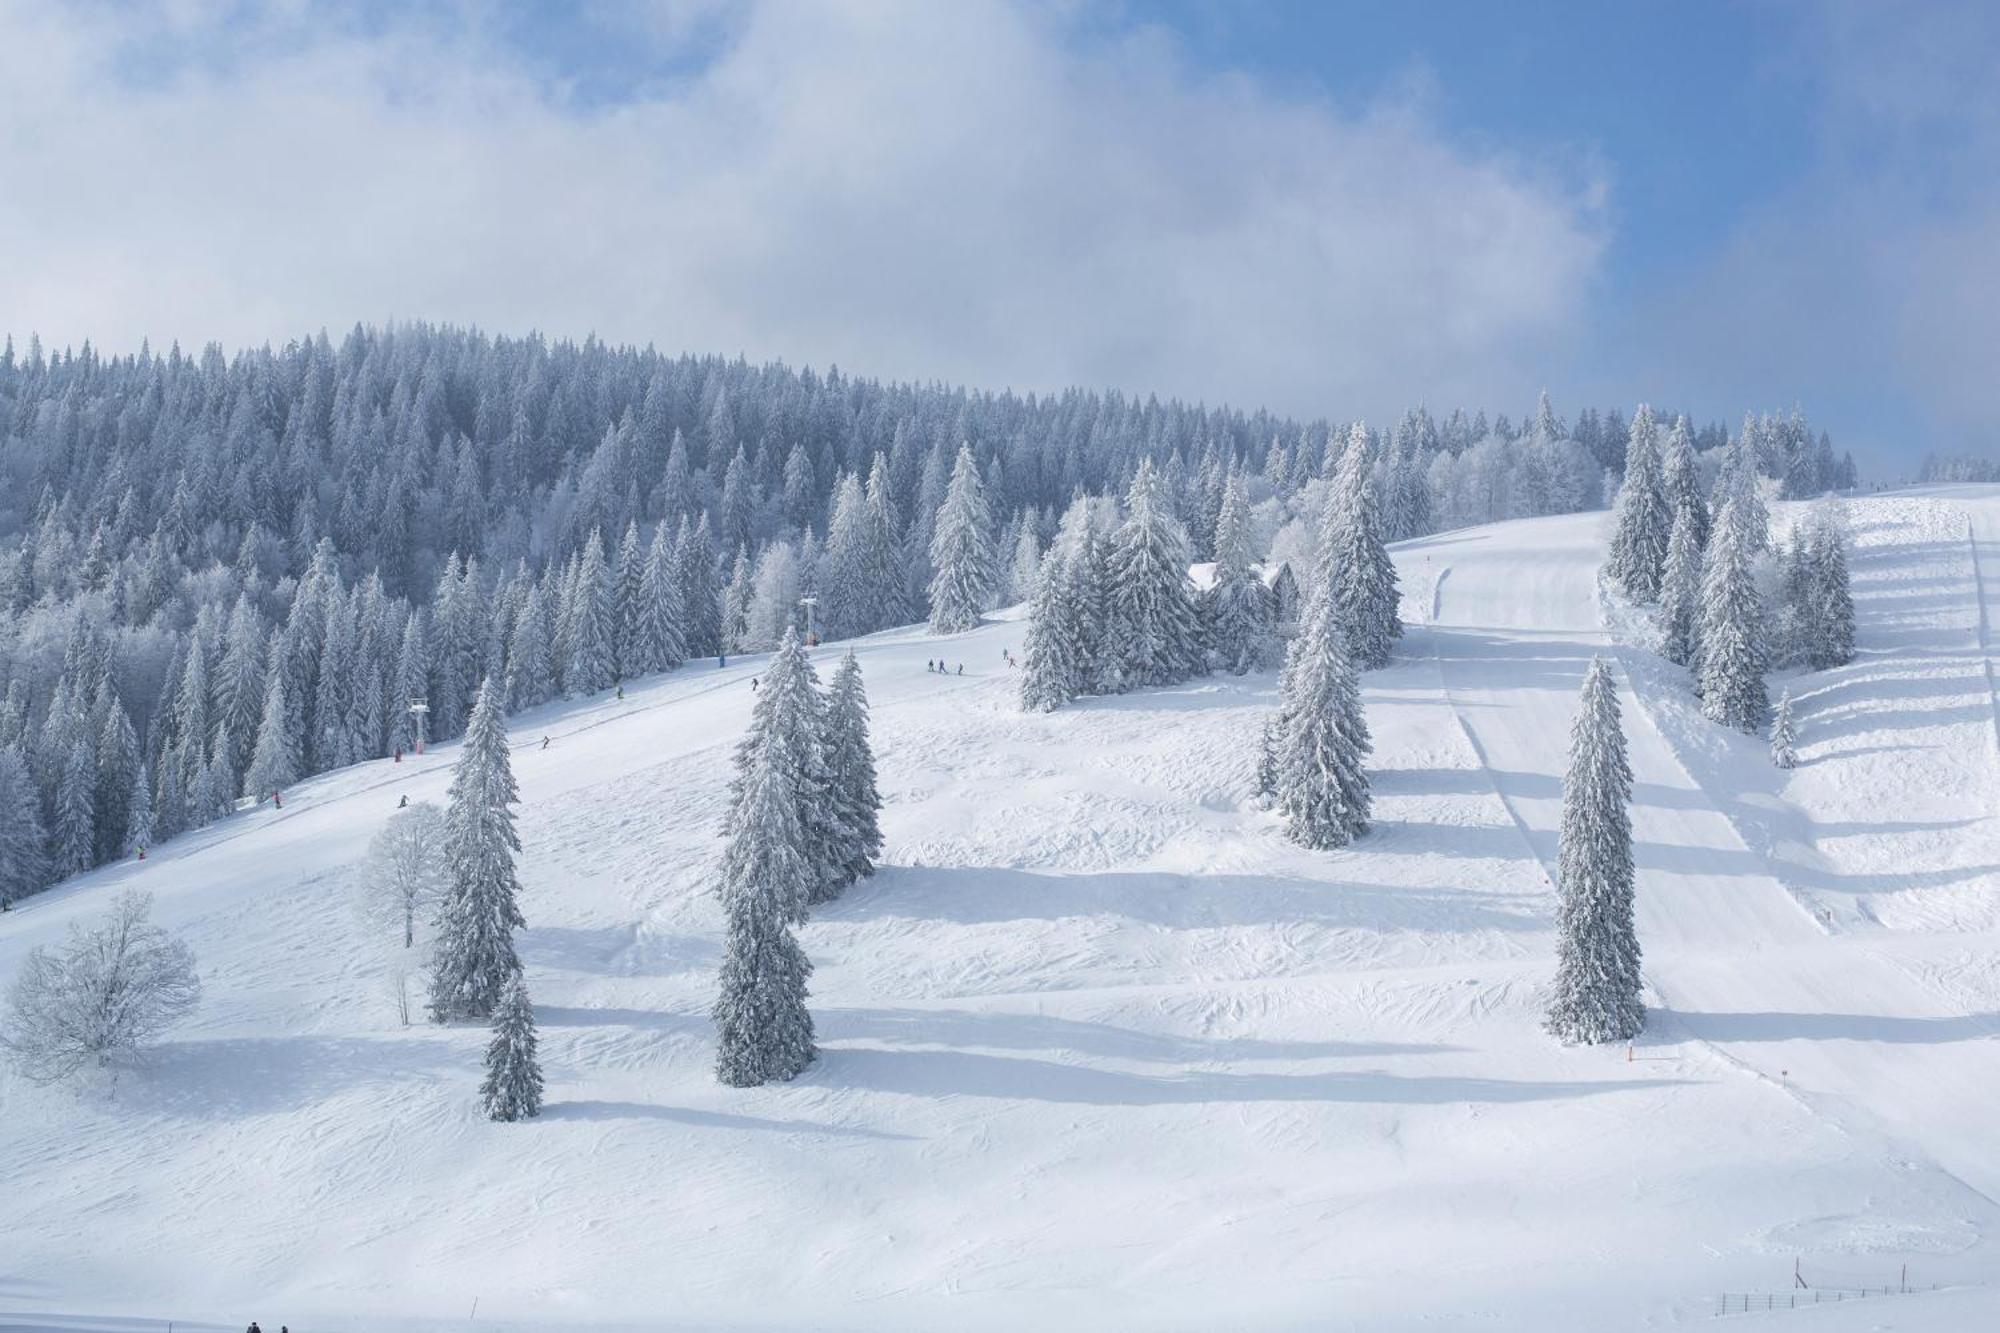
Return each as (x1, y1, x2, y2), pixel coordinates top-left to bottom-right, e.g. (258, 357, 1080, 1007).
(1320, 424, 1402, 670)
(822, 650, 883, 888)
(927, 444, 997, 634)
(1007, 512, 1042, 604)
(1696, 499, 1770, 733)
(1269, 575, 1372, 849)
(1544, 656, 1644, 1045)
(480, 974, 544, 1122)
(640, 521, 689, 670)
(1020, 548, 1087, 712)
(1606, 404, 1671, 601)
(0, 745, 48, 906)
(713, 691, 818, 1087)
(673, 514, 722, 658)
(861, 454, 906, 632)
(503, 585, 556, 711)
(243, 664, 300, 801)
(1803, 499, 1854, 670)
(820, 473, 870, 639)
(1656, 505, 1702, 668)
(389, 611, 429, 753)
(1205, 470, 1276, 674)
(614, 519, 648, 680)
(1662, 415, 1709, 553)
(1770, 689, 1797, 769)
(52, 738, 96, 880)
(733, 628, 844, 905)
(564, 530, 617, 696)
(1105, 458, 1204, 688)
(428, 679, 525, 1024)
(722, 545, 754, 653)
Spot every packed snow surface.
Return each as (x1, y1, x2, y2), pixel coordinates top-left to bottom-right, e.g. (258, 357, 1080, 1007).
(4, 490, 1998, 1330)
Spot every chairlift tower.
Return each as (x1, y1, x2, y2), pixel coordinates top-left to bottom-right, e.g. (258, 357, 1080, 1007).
(799, 594, 820, 647)
(408, 699, 429, 755)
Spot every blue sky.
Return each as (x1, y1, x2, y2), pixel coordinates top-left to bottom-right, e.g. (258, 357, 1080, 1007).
(3, 1, 1996, 473)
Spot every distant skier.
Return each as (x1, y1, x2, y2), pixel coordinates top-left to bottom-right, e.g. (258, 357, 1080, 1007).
(718, 654, 727, 668)
(397, 794, 408, 809)
(616, 683, 625, 700)
(751, 677, 759, 691)
(247, 1323, 262, 1333)
(393, 746, 403, 763)
(956, 663, 964, 675)
(272, 791, 282, 809)
(541, 735, 551, 751)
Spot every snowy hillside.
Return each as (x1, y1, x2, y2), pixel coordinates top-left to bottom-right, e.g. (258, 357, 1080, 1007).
(3, 491, 1998, 1331)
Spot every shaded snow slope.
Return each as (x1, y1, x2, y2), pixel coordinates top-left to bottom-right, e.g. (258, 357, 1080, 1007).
(3, 496, 1997, 1331)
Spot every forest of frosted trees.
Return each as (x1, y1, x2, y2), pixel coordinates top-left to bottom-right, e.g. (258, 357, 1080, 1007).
(0, 325, 1855, 905)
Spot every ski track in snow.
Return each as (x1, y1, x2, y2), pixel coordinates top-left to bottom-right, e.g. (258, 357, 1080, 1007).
(3, 493, 2000, 1330)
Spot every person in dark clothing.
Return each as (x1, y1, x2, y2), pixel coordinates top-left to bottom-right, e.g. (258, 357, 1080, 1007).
(541, 735, 551, 750)
(957, 663, 964, 675)
(398, 794, 408, 809)
(247, 1323, 262, 1333)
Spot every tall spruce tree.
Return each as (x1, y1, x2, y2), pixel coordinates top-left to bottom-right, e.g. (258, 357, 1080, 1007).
(480, 974, 545, 1122)
(0, 745, 47, 906)
(1803, 500, 1855, 670)
(1606, 404, 1671, 601)
(1697, 499, 1770, 733)
(1269, 573, 1372, 849)
(640, 521, 689, 670)
(564, 529, 617, 696)
(243, 665, 300, 801)
(714, 690, 818, 1087)
(1020, 549, 1088, 712)
(1322, 424, 1402, 670)
(1544, 657, 1644, 1045)
(822, 651, 884, 888)
(1106, 458, 1205, 688)
(1656, 506, 1702, 668)
(1661, 415, 1710, 553)
(1205, 470, 1276, 674)
(761, 631, 844, 904)
(927, 444, 997, 634)
(428, 679, 525, 1023)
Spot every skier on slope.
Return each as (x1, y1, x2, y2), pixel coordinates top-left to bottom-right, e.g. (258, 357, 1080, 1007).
(541, 735, 551, 751)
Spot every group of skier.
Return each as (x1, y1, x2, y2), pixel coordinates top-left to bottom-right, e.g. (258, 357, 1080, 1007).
(926, 659, 964, 675)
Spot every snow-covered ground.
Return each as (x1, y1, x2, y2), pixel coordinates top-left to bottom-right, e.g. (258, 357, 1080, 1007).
(3, 490, 1998, 1331)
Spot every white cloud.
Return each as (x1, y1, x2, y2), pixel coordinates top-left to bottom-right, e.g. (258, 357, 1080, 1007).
(0, 0, 1607, 421)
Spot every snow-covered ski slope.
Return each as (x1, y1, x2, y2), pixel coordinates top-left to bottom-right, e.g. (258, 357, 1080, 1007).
(3, 489, 1998, 1332)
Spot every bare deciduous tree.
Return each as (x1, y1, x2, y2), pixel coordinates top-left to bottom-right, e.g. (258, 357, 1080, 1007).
(360, 801, 447, 951)
(2, 891, 200, 1084)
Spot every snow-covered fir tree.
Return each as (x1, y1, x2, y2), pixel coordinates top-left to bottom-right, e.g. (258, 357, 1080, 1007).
(1321, 424, 1402, 670)
(1696, 498, 1770, 733)
(1268, 570, 1372, 849)
(1020, 548, 1087, 712)
(1606, 405, 1671, 601)
(822, 651, 884, 888)
(927, 444, 997, 634)
(640, 521, 689, 671)
(1544, 657, 1644, 1045)
(243, 666, 300, 801)
(480, 974, 545, 1122)
(1106, 458, 1205, 689)
(1661, 415, 1710, 553)
(1770, 689, 1797, 769)
(1008, 514, 1043, 604)
(1204, 469, 1277, 675)
(564, 530, 617, 695)
(613, 520, 647, 681)
(1801, 499, 1855, 670)
(713, 687, 818, 1088)
(1656, 506, 1703, 667)
(428, 679, 525, 1023)
(733, 628, 845, 906)
(0, 745, 47, 907)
